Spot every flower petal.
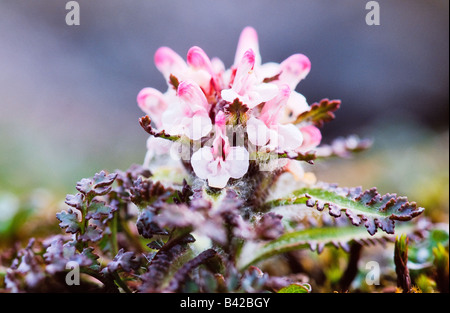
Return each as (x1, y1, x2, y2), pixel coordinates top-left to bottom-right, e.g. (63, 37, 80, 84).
(299, 125, 322, 151)
(191, 147, 215, 179)
(279, 54, 311, 89)
(154, 47, 188, 80)
(233, 49, 256, 94)
(187, 112, 213, 140)
(285, 160, 305, 181)
(137, 87, 167, 128)
(275, 123, 303, 151)
(234, 26, 261, 67)
(247, 117, 270, 146)
(260, 84, 290, 125)
(226, 147, 249, 179)
(220, 88, 240, 103)
(207, 170, 231, 189)
(257, 62, 281, 81)
(177, 80, 209, 112)
(247, 83, 279, 107)
(211, 57, 225, 73)
(279, 91, 309, 124)
(187, 46, 213, 73)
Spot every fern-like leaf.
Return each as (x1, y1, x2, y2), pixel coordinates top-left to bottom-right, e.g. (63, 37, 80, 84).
(265, 183, 425, 235)
(293, 98, 340, 127)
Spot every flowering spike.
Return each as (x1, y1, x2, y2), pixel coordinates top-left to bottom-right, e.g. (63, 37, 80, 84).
(139, 28, 331, 188)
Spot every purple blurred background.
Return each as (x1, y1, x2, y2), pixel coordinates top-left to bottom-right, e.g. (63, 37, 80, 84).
(0, 0, 448, 195)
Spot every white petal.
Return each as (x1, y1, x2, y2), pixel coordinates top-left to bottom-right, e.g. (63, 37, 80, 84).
(146, 136, 172, 155)
(279, 54, 311, 89)
(234, 27, 261, 67)
(191, 147, 214, 179)
(279, 91, 309, 124)
(246, 83, 279, 108)
(207, 171, 231, 189)
(246, 117, 270, 146)
(256, 62, 281, 81)
(161, 106, 182, 134)
(226, 147, 249, 179)
(177, 80, 209, 112)
(276, 123, 303, 151)
(233, 49, 256, 93)
(184, 112, 212, 140)
(154, 47, 188, 80)
(137, 88, 169, 129)
(221, 89, 240, 103)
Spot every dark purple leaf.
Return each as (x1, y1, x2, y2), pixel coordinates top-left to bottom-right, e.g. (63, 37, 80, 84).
(76, 171, 117, 198)
(106, 249, 141, 273)
(79, 225, 103, 242)
(255, 213, 285, 240)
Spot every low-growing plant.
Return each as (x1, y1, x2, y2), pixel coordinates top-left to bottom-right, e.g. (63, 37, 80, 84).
(1, 27, 448, 293)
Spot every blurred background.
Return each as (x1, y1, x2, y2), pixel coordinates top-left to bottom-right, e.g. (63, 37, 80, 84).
(0, 0, 448, 238)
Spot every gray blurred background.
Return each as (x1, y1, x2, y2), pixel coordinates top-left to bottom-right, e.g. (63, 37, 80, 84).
(0, 0, 448, 201)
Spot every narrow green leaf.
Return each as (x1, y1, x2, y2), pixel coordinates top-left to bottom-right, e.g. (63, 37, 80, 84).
(278, 283, 311, 293)
(237, 221, 421, 270)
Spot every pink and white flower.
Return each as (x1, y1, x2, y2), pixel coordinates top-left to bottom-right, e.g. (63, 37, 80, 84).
(155, 46, 215, 96)
(247, 85, 303, 152)
(137, 26, 322, 188)
(161, 80, 212, 140)
(191, 113, 249, 188)
(221, 49, 278, 109)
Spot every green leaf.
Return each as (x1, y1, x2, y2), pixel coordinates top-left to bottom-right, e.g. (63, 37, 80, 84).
(278, 283, 311, 293)
(432, 244, 449, 293)
(265, 183, 425, 235)
(237, 221, 422, 270)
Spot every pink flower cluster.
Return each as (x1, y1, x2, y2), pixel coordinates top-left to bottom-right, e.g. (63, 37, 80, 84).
(137, 27, 322, 188)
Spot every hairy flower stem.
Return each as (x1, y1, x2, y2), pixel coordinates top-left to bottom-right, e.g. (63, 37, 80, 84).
(165, 249, 219, 292)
